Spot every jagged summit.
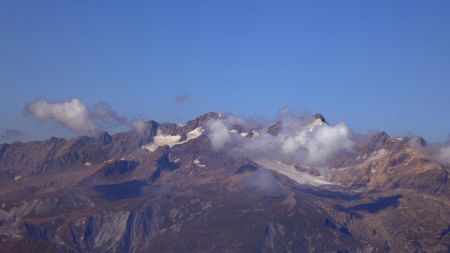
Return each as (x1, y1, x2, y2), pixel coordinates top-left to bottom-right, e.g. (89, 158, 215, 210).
(153, 112, 221, 136)
(267, 112, 329, 135)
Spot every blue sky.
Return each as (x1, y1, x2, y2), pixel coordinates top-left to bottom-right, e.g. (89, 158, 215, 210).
(1, 1, 450, 142)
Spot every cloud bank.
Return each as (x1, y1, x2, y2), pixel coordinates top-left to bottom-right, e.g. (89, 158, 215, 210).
(206, 110, 354, 166)
(26, 98, 129, 134)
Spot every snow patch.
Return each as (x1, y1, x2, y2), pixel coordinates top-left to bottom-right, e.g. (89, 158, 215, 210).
(143, 127, 204, 152)
(84, 162, 92, 166)
(193, 159, 206, 167)
(186, 127, 204, 141)
(144, 132, 180, 152)
(254, 159, 333, 186)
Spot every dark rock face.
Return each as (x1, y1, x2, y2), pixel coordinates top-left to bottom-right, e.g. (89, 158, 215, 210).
(149, 151, 179, 182)
(93, 180, 149, 201)
(24, 221, 58, 241)
(336, 194, 402, 214)
(98, 132, 113, 145)
(0, 113, 449, 252)
(0, 143, 9, 159)
(235, 163, 258, 174)
(416, 137, 427, 147)
(102, 160, 139, 179)
(324, 218, 352, 237)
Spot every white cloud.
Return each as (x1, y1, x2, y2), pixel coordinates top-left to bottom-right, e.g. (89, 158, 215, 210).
(206, 110, 354, 167)
(26, 98, 128, 134)
(437, 146, 450, 166)
(306, 123, 354, 165)
(207, 120, 232, 149)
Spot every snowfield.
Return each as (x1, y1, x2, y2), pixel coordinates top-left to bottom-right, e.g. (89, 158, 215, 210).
(254, 158, 334, 186)
(143, 127, 204, 152)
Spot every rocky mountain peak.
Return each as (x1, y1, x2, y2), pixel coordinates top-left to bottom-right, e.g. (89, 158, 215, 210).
(362, 131, 392, 153)
(313, 113, 328, 124)
(184, 112, 222, 130)
(97, 132, 113, 145)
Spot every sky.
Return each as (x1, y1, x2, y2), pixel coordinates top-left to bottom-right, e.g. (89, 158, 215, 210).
(1, 0, 450, 142)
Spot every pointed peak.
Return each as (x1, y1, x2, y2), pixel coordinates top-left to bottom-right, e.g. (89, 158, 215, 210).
(195, 112, 223, 121)
(313, 113, 328, 124)
(97, 132, 112, 145)
(184, 112, 223, 130)
(362, 131, 392, 153)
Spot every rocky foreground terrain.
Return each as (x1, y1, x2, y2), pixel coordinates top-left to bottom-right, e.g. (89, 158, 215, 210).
(0, 113, 449, 253)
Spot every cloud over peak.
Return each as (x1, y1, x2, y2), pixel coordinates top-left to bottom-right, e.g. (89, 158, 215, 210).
(206, 110, 354, 166)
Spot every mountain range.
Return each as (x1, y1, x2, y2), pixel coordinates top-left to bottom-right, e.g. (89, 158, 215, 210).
(0, 112, 449, 253)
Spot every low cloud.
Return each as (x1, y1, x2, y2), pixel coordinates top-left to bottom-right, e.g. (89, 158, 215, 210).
(132, 120, 150, 135)
(175, 94, 190, 103)
(91, 102, 128, 127)
(208, 120, 232, 149)
(26, 98, 128, 134)
(437, 146, 450, 166)
(0, 129, 25, 140)
(206, 109, 354, 167)
(244, 169, 280, 194)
